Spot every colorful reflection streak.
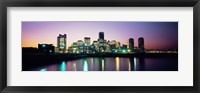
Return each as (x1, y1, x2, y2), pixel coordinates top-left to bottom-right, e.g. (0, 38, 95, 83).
(83, 59, 88, 71)
(60, 61, 67, 71)
(33, 57, 178, 71)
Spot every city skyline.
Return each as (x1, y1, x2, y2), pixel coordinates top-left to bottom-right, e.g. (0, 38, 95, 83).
(22, 21, 178, 50)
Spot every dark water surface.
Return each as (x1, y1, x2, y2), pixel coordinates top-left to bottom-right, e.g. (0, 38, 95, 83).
(32, 57, 178, 71)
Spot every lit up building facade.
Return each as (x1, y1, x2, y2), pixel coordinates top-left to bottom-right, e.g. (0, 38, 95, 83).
(138, 37, 144, 52)
(77, 40, 84, 53)
(93, 41, 99, 52)
(98, 32, 106, 52)
(121, 44, 128, 53)
(77, 40, 84, 46)
(84, 37, 91, 53)
(105, 44, 111, 52)
(57, 34, 67, 53)
(66, 32, 147, 54)
(116, 42, 121, 49)
(84, 37, 91, 46)
(71, 42, 78, 53)
(109, 40, 116, 51)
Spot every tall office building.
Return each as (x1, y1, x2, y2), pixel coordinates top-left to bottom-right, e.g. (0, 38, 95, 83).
(83, 37, 90, 53)
(99, 32, 104, 40)
(77, 40, 84, 53)
(138, 37, 144, 52)
(129, 38, 134, 52)
(84, 37, 91, 46)
(57, 34, 67, 53)
(98, 32, 105, 52)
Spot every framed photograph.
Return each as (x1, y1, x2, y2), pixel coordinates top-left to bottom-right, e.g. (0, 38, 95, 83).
(0, 0, 200, 93)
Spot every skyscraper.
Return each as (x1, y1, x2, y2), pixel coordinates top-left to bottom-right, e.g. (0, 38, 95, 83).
(99, 32, 104, 40)
(84, 37, 91, 46)
(98, 32, 105, 52)
(129, 38, 134, 52)
(57, 34, 67, 53)
(138, 37, 144, 52)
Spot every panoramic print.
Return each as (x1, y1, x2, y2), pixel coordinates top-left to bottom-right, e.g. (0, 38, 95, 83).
(22, 21, 178, 71)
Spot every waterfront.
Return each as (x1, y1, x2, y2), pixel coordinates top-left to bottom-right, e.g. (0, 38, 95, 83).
(22, 22, 178, 71)
(32, 57, 178, 71)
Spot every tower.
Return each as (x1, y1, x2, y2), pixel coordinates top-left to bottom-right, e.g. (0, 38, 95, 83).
(57, 34, 67, 53)
(129, 38, 134, 52)
(99, 32, 104, 40)
(98, 32, 105, 52)
(138, 37, 144, 52)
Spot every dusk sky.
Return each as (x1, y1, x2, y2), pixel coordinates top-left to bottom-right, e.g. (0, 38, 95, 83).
(22, 21, 178, 49)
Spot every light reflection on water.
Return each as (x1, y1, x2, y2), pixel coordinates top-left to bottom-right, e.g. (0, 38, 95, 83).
(134, 57, 137, 71)
(35, 57, 178, 71)
(60, 61, 66, 71)
(116, 57, 120, 71)
(40, 68, 47, 71)
(83, 59, 88, 71)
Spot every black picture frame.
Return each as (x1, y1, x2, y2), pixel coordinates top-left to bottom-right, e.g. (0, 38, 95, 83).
(0, 0, 199, 93)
